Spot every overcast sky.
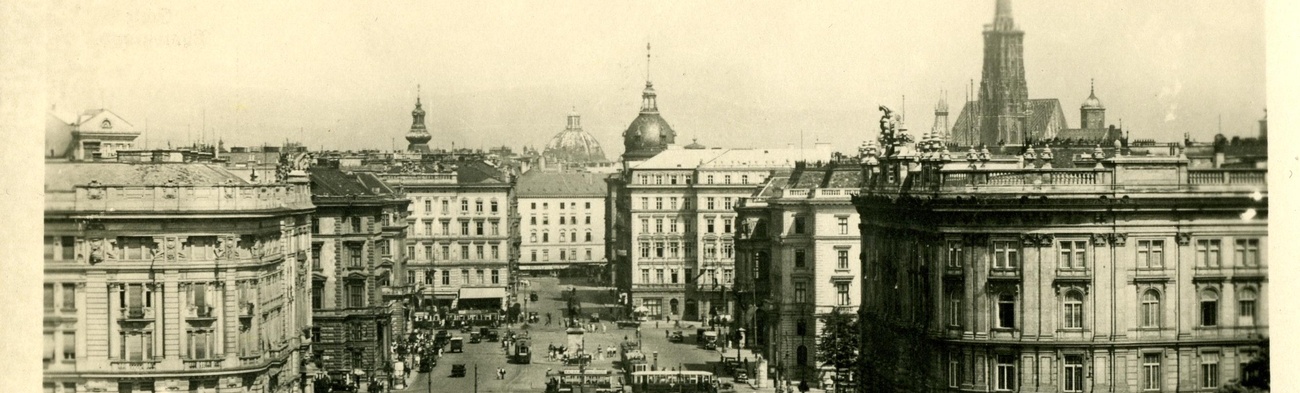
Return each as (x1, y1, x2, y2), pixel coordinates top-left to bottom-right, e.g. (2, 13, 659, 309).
(46, 0, 1265, 156)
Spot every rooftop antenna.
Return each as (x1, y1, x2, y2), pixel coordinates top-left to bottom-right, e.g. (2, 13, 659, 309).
(646, 42, 652, 82)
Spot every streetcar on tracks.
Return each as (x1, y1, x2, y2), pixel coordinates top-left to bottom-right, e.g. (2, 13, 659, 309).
(627, 370, 719, 393)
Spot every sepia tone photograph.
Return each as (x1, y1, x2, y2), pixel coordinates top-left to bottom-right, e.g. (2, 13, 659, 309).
(5, 0, 1292, 392)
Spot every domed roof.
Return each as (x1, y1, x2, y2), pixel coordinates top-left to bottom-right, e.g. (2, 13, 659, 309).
(684, 138, 705, 149)
(1082, 80, 1104, 109)
(544, 112, 607, 163)
(623, 81, 676, 160)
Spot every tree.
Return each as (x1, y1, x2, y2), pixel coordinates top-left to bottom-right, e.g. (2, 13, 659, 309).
(1219, 339, 1269, 393)
(817, 309, 859, 393)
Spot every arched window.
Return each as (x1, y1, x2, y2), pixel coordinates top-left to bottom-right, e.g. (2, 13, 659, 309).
(1200, 289, 1219, 327)
(1238, 288, 1257, 326)
(1063, 291, 1084, 328)
(797, 345, 809, 367)
(1141, 289, 1161, 328)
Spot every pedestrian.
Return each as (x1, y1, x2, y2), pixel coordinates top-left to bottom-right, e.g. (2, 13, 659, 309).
(602, 323, 607, 333)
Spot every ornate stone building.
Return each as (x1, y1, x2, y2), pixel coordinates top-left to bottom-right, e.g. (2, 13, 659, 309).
(735, 160, 865, 389)
(44, 155, 316, 393)
(853, 111, 1268, 393)
(517, 171, 608, 273)
(307, 167, 411, 385)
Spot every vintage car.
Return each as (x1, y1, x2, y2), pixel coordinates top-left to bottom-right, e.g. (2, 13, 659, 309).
(669, 331, 685, 343)
(469, 333, 482, 344)
(480, 328, 500, 342)
(615, 320, 641, 328)
(449, 337, 464, 353)
(451, 364, 466, 378)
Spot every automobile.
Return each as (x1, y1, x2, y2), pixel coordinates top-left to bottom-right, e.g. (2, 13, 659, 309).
(529, 292, 539, 302)
(418, 358, 435, 373)
(616, 320, 641, 328)
(669, 331, 684, 343)
(718, 382, 737, 393)
(734, 371, 748, 384)
(449, 337, 463, 353)
(435, 330, 451, 341)
(450, 364, 466, 378)
(480, 328, 499, 342)
(469, 333, 481, 344)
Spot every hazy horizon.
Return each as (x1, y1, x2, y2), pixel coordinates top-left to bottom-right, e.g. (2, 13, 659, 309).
(46, 0, 1266, 156)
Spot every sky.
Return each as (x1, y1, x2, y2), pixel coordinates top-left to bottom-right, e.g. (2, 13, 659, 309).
(45, 0, 1266, 157)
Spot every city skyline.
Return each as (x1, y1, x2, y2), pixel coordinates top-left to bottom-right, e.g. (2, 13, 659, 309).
(47, 1, 1265, 153)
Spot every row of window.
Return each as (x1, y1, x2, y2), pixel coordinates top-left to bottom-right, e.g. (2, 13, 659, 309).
(944, 238, 1264, 270)
(415, 219, 501, 237)
(407, 243, 503, 261)
(789, 217, 853, 235)
(312, 216, 382, 234)
(790, 249, 852, 270)
(529, 230, 594, 243)
(103, 281, 279, 361)
(637, 173, 761, 185)
(639, 268, 733, 286)
(46, 234, 302, 262)
(640, 217, 735, 234)
(407, 269, 502, 287)
(637, 196, 741, 211)
(948, 351, 1248, 391)
(528, 215, 593, 226)
(528, 248, 595, 262)
(945, 286, 1262, 331)
(639, 241, 725, 259)
(788, 281, 853, 306)
(527, 201, 593, 210)
(417, 198, 501, 215)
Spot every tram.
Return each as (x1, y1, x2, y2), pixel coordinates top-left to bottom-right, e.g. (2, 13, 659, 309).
(544, 368, 621, 393)
(627, 370, 719, 393)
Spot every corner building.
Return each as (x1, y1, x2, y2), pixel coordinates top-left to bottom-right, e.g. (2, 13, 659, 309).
(43, 159, 316, 393)
(853, 152, 1268, 392)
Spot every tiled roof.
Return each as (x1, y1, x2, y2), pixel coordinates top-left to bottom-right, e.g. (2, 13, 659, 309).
(456, 161, 508, 184)
(308, 167, 395, 197)
(45, 162, 246, 191)
(517, 171, 606, 197)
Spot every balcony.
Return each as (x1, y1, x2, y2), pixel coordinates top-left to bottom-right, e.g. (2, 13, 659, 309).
(238, 302, 256, 319)
(183, 358, 223, 369)
(110, 360, 160, 371)
(239, 354, 262, 366)
(119, 306, 155, 322)
(1054, 268, 1092, 283)
(185, 306, 217, 322)
(987, 267, 1021, 281)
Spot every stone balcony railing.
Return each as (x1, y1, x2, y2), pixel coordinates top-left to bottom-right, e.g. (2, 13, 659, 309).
(110, 360, 160, 371)
(379, 173, 459, 185)
(183, 358, 223, 369)
(47, 183, 314, 213)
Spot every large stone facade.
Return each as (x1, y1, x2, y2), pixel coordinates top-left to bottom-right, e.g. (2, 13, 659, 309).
(43, 160, 316, 393)
(853, 152, 1268, 393)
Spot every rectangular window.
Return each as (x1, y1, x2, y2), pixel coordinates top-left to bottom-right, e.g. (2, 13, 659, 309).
(424, 271, 434, 285)
(707, 197, 716, 210)
(476, 245, 485, 260)
(670, 242, 680, 258)
(948, 354, 961, 388)
(655, 242, 665, 258)
(461, 221, 470, 235)
(947, 241, 964, 268)
(794, 217, 805, 234)
(1201, 352, 1219, 389)
(442, 200, 449, 214)
(1060, 241, 1087, 269)
(491, 270, 500, 284)
(742, 175, 749, 184)
(187, 329, 213, 359)
(424, 244, 433, 261)
(641, 198, 648, 210)
(311, 284, 323, 309)
(724, 218, 732, 233)
(641, 219, 649, 233)
(948, 290, 962, 327)
(44, 283, 54, 309)
(641, 269, 650, 284)
(62, 284, 76, 310)
(684, 199, 692, 210)
(441, 245, 450, 260)
(997, 294, 1016, 329)
(1235, 239, 1260, 267)
(837, 250, 849, 270)
(477, 269, 485, 283)
(707, 219, 715, 233)
(723, 269, 733, 284)
(656, 269, 665, 284)
(993, 241, 1020, 269)
(670, 218, 678, 233)
(838, 217, 849, 235)
(655, 197, 663, 209)
(705, 244, 717, 260)
(640, 242, 650, 258)
(61, 236, 75, 260)
(670, 269, 679, 284)
(349, 245, 362, 267)
(1137, 240, 1164, 268)
(442, 221, 450, 235)
(655, 219, 663, 233)
(836, 282, 850, 306)
(351, 217, 361, 233)
(531, 250, 537, 261)
(669, 197, 678, 209)
(462, 269, 469, 283)
(61, 331, 76, 360)
(476, 222, 485, 235)
(423, 221, 432, 236)
(461, 199, 469, 212)
(461, 245, 470, 260)
(1063, 355, 1084, 392)
(795, 249, 806, 268)
(1143, 353, 1161, 390)
(491, 245, 500, 259)
(442, 271, 450, 285)
(724, 175, 731, 184)
(348, 283, 365, 308)
(724, 197, 733, 210)
(42, 332, 54, 361)
(475, 200, 483, 213)
(491, 200, 499, 213)
(491, 221, 500, 235)
(995, 355, 1016, 391)
(794, 282, 807, 303)
(586, 249, 592, 260)
(424, 200, 432, 213)
(1197, 239, 1222, 267)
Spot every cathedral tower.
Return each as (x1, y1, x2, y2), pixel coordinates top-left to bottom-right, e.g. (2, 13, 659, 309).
(931, 92, 950, 142)
(978, 0, 1030, 146)
(406, 86, 432, 152)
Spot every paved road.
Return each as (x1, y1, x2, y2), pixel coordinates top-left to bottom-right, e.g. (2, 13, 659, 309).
(395, 276, 783, 393)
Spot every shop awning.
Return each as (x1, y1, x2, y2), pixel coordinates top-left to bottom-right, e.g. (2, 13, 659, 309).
(458, 287, 508, 300)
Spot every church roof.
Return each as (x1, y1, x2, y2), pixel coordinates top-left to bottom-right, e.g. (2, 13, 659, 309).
(544, 122, 607, 163)
(950, 99, 1067, 145)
